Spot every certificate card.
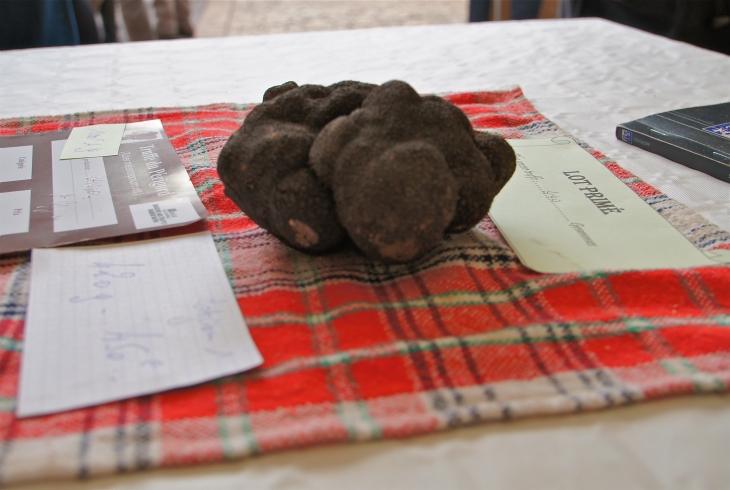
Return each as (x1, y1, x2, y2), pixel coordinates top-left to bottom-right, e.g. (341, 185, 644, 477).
(489, 137, 720, 273)
(0, 120, 207, 254)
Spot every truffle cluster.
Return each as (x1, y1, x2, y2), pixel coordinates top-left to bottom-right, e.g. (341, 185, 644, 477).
(218, 80, 516, 263)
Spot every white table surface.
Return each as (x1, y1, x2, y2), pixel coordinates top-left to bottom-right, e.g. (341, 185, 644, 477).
(3, 18, 730, 489)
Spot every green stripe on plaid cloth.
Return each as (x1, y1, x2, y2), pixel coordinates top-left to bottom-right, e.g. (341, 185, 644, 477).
(1, 88, 730, 484)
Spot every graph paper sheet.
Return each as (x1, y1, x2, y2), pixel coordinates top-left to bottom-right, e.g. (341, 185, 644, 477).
(17, 232, 263, 418)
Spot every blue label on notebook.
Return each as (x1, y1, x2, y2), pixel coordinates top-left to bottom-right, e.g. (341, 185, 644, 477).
(703, 123, 730, 139)
(621, 129, 632, 144)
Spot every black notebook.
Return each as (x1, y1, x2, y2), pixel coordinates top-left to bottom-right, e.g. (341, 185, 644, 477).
(616, 102, 730, 183)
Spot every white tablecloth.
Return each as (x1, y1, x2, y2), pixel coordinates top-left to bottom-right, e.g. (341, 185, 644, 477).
(2, 18, 730, 489)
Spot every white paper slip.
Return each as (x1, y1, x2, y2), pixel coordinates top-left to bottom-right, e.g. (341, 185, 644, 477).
(0, 145, 32, 182)
(489, 137, 719, 273)
(129, 197, 202, 230)
(0, 190, 31, 236)
(59, 124, 126, 160)
(51, 140, 118, 232)
(18, 231, 263, 418)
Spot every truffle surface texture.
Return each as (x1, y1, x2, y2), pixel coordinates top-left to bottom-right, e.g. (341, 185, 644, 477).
(217, 80, 516, 263)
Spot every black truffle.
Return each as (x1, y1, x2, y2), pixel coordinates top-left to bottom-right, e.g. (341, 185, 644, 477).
(217, 80, 516, 263)
(217, 80, 376, 253)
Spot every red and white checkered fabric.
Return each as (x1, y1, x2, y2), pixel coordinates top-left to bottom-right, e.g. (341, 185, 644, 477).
(1, 88, 729, 484)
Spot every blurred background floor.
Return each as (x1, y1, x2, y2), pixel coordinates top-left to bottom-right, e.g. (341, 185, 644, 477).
(114, 0, 559, 40)
(196, 0, 469, 38)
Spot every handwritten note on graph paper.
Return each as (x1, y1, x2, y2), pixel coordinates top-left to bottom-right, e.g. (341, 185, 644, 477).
(17, 232, 262, 418)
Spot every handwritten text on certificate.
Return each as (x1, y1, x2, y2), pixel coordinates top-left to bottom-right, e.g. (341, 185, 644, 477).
(489, 137, 718, 273)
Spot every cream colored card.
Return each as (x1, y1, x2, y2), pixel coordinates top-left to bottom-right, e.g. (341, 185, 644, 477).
(489, 137, 720, 273)
(59, 123, 126, 159)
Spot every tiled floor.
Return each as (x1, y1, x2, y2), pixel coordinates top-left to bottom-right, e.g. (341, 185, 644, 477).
(115, 0, 558, 41)
(195, 0, 469, 38)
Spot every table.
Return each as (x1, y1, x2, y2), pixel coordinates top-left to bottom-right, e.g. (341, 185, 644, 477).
(2, 17, 730, 489)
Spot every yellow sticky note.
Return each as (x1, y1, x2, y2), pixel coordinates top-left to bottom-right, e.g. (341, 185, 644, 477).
(59, 124, 126, 160)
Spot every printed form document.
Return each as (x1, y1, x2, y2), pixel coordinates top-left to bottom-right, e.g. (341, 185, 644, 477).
(0, 120, 207, 254)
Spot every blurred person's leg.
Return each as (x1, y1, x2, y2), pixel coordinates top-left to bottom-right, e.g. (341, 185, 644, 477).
(512, 0, 542, 19)
(567, 0, 730, 55)
(72, 0, 100, 44)
(120, 0, 154, 41)
(88, 0, 116, 42)
(0, 0, 91, 50)
(0, 0, 44, 49)
(154, 0, 178, 39)
(100, 0, 117, 42)
(469, 0, 491, 22)
(39, 0, 80, 46)
(176, 0, 193, 37)
(570, 0, 673, 33)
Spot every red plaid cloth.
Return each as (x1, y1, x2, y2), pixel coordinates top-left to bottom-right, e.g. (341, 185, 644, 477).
(1, 89, 730, 484)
